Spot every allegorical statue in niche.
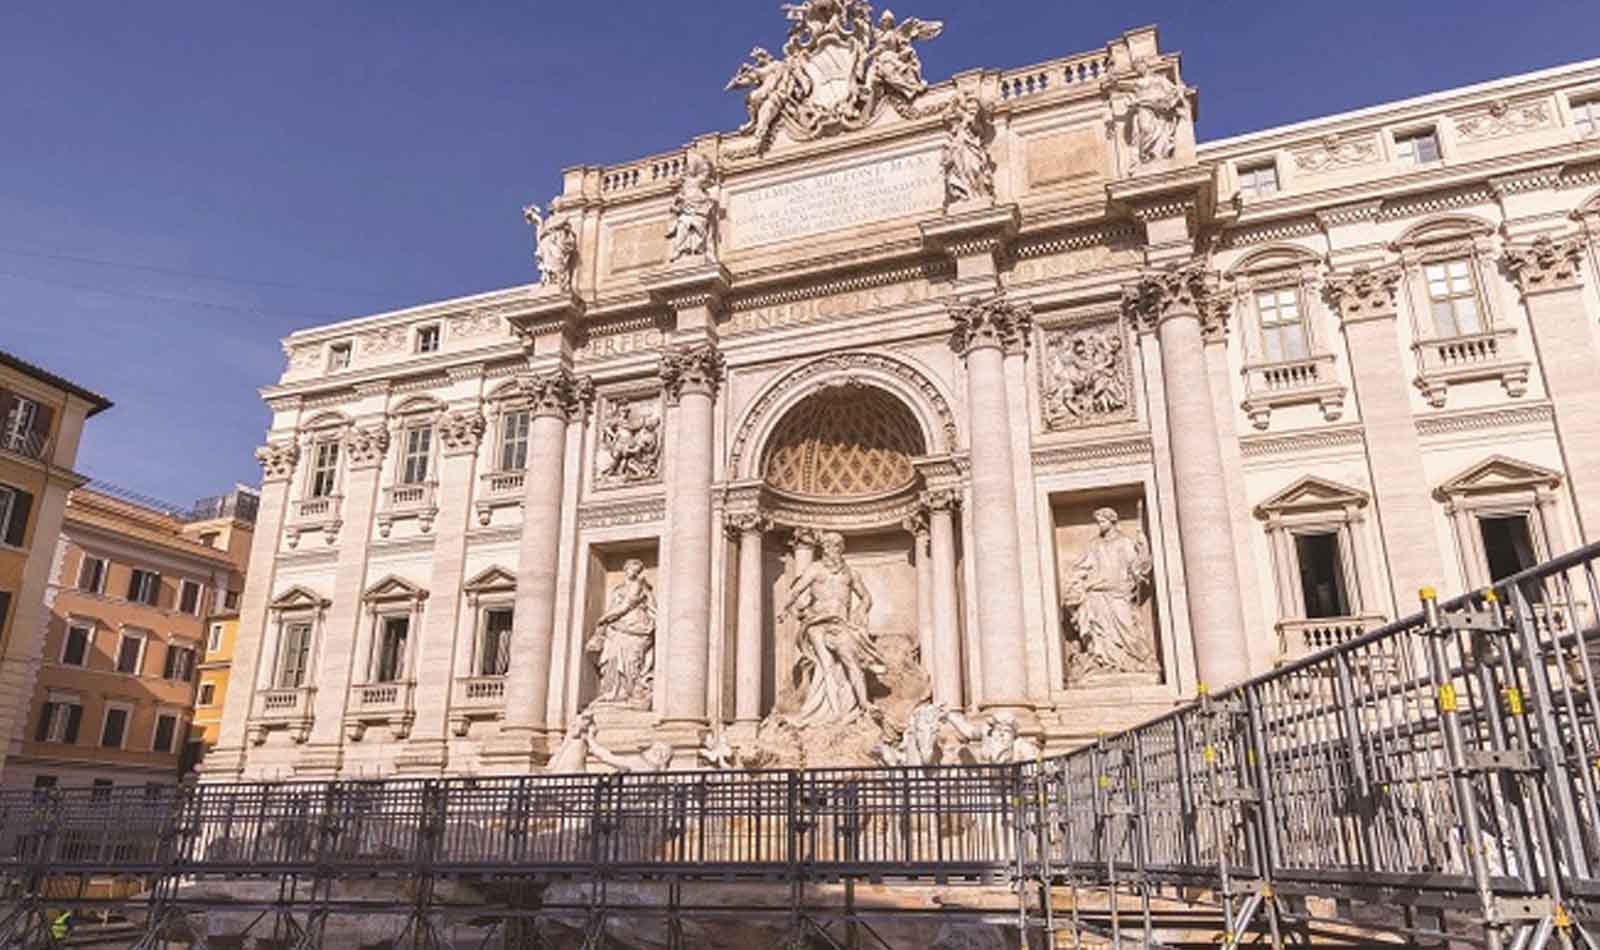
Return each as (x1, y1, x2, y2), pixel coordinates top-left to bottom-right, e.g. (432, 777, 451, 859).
(867, 10, 943, 100)
(522, 203, 577, 292)
(1062, 506, 1158, 683)
(598, 402, 662, 484)
(1043, 326, 1130, 429)
(585, 559, 656, 709)
(873, 703, 1040, 767)
(667, 153, 719, 262)
(545, 711, 596, 774)
(727, 47, 809, 146)
(941, 94, 994, 206)
(1111, 60, 1186, 164)
(778, 531, 887, 725)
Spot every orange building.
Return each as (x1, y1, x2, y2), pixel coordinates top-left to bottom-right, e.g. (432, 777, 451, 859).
(0, 350, 111, 779)
(4, 485, 253, 790)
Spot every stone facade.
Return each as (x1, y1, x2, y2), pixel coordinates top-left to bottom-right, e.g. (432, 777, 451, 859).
(208, 14, 1600, 780)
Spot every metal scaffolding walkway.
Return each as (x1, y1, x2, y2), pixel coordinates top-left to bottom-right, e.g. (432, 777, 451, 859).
(2, 542, 1598, 949)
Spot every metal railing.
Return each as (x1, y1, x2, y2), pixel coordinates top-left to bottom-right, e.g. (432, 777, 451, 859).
(0, 542, 1596, 949)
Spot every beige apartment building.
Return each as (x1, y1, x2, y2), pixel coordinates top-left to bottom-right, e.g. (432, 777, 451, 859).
(205, 17, 1600, 781)
(4, 485, 253, 789)
(0, 350, 111, 779)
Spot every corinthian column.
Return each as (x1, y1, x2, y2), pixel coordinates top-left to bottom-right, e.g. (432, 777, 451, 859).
(1124, 265, 1251, 688)
(725, 511, 770, 726)
(659, 344, 725, 737)
(492, 367, 591, 764)
(920, 489, 964, 707)
(947, 294, 1033, 713)
(1504, 235, 1599, 540)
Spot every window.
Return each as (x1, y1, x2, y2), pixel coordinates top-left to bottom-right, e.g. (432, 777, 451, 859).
(0, 591, 9, 633)
(416, 325, 441, 354)
(1573, 95, 1600, 137)
(328, 342, 352, 371)
(34, 701, 82, 744)
(401, 426, 432, 484)
(1255, 288, 1309, 362)
(162, 645, 196, 682)
(127, 568, 161, 607)
(116, 632, 144, 675)
(199, 682, 216, 706)
(278, 621, 313, 688)
(1, 396, 39, 453)
(152, 714, 178, 753)
(1479, 515, 1539, 583)
(309, 440, 340, 498)
(77, 556, 107, 594)
(179, 580, 203, 616)
(0, 484, 33, 548)
(197, 531, 219, 548)
(499, 410, 530, 472)
(374, 616, 409, 683)
(1294, 532, 1351, 619)
(91, 779, 113, 801)
(32, 776, 56, 790)
(1394, 128, 1441, 164)
(61, 623, 91, 667)
(100, 707, 129, 748)
(1423, 258, 1484, 338)
(480, 607, 513, 676)
(1238, 161, 1279, 198)
(224, 590, 240, 610)
(207, 623, 224, 653)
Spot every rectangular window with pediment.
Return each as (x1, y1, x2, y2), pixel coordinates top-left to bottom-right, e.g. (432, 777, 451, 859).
(499, 411, 530, 472)
(309, 440, 340, 498)
(1571, 95, 1600, 137)
(374, 616, 409, 683)
(479, 607, 513, 676)
(277, 621, 313, 688)
(1256, 288, 1309, 362)
(1424, 258, 1484, 337)
(1395, 128, 1441, 164)
(1238, 161, 1279, 198)
(401, 426, 432, 485)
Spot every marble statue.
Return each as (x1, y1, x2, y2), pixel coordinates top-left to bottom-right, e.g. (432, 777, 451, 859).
(941, 94, 994, 206)
(667, 153, 719, 262)
(523, 203, 577, 292)
(727, 47, 807, 146)
(698, 730, 738, 770)
(1062, 507, 1158, 682)
(950, 710, 1040, 765)
(778, 531, 887, 725)
(588, 735, 674, 773)
(1112, 61, 1186, 164)
(874, 700, 955, 767)
(867, 10, 943, 100)
(585, 559, 656, 709)
(546, 712, 596, 774)
(1042, 325, 1130, 429)
(597, 402, 662, 485)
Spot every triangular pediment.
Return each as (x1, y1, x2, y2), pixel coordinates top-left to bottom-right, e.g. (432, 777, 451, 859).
(362, 574, 429, 604)
(1437, 455, 1562, 498)
(463, 565, 517, 594)
(269, 585, 331, 611)
(1255, 475, 1369, 518)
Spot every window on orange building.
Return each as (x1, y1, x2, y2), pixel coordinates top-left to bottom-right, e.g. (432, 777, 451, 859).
(100, 707, 130, 748)
(61, 624, 91, 667)
(77, 556, 107, 594)
(152, 714, 178, 754)
(115, 632, 144, 675)
(178, 580, 203, 615)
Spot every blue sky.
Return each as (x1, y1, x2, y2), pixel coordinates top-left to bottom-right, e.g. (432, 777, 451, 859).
(3, 1, 1596, 505)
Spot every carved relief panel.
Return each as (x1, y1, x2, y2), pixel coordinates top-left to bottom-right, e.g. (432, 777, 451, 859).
(1038, 316, 1135, 431)
(594, 392, 664, 489)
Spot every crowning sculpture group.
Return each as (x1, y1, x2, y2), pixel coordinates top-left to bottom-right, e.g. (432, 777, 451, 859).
(510, 0, 1173, 773)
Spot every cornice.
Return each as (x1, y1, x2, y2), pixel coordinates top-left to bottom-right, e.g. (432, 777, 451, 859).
(1031, 435, 1153, 472)
(729, 259, 952, 312)
(577, 495, 666, 530)
(1239, 424, 1365, 459)
(1415, 402, 1554, 437)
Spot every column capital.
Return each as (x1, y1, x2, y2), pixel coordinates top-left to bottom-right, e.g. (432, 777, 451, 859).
(438, 409, 488, 456)
(919, 488, 963, 514)
(900, 507, 930, 537)
(723, 510, 772, 540)
(947, 293, 1034, 357)
(1503, 234, 1587, 296)
(343, 423, 391, 470)
(659, 343, 726, 406)
(254, 441, 301, 484)
(1324, 263, 1405, 325)
(1121, 262, 1222, 334)
(519, 366, 595, 421)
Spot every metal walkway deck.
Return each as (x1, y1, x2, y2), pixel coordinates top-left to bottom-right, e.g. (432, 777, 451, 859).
(3, 542, 1598, 949)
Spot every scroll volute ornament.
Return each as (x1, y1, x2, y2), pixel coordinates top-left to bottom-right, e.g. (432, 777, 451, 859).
(1324, 264, 1404, 322)
(947, 294, 1034, 357)
(1120, 264, 1212, 333)
(255, 442, 301, 483)
(1503, 234, 1587, 294)
(342, 424, 391, 470)
(520, 368, 595, 421)
(659, 344, 726, 406)
(438, 410, 488, 455)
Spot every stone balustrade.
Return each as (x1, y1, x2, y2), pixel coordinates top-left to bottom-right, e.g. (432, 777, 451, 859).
(998, 51, 1109, 101)
(449, 675, 507, 736)
(475, 470, 526, 525)
(378, 481, 439, 536)
(1239, 352, 1346, 429)
(345, 680, 416, 741)
(286, 494, 343, 548)
(1274, 614, 1388, 662)
(1412, 327, 1530, 408)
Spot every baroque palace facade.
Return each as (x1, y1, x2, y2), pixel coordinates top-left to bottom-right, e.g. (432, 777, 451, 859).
(209, 12, 1600, 780)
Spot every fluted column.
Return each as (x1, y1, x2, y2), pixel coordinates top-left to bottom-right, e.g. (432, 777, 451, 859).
(1504, 235, 1599, 540)
(726, 511, 770, 725)
(1125, 266, 1251, 689)
(921, 489, 964, 707)
(659, 344, 725, 735)
(948, 295, 1032, 712)
(492, 367, 591, 763)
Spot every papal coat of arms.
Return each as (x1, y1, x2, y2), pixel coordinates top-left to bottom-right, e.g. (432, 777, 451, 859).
(726, 0, 943, 152)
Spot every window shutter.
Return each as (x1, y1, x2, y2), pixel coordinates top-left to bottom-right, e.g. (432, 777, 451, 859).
(64, 705, 82, 744)
(127, 571, 142, 601)
(162, 645, 177, 679)
(34, 703, 54, 742)
(3, 489, 30, 547)
(28, 403, 52, 456)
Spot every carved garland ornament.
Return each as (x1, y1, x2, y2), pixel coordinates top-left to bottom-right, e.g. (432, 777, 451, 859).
(948, 294, 1035, 356)
(659, 344, 726, 406)
(255, 442, 301, 483)
(1503, 234, 1587, 294)
(520, 368, 596, 421)
(729, 352, 957, 474)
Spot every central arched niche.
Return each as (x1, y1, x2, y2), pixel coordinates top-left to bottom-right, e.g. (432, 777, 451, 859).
(760, 384, 927, 499)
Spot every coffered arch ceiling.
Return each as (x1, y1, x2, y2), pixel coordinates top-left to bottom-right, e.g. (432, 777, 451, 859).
(761, 385, 927, 499)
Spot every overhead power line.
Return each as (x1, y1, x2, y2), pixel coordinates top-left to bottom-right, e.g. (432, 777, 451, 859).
(0, 245, 393, 298)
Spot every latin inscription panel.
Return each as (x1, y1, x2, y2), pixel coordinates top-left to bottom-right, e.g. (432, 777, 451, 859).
(728, 150, 944, 249)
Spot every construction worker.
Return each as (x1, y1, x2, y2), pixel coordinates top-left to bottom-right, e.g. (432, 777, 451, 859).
(49, 909, 73, 944)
